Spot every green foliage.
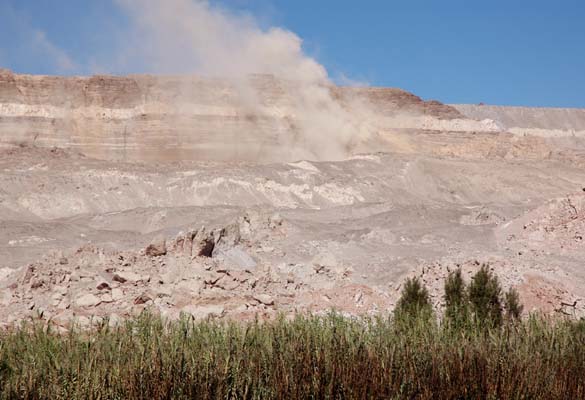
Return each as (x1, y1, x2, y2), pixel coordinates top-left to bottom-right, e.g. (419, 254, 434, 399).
(0, 313, 584, 399)
(468, 264, 503, 327)
(0, 266, 540, 399)
(394, 277, 433, 323)
(443, 268, 469, 328)
(504, 287, 524, 321)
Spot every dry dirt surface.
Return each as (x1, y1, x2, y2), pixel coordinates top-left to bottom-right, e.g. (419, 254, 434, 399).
(1, 72, 585, 329)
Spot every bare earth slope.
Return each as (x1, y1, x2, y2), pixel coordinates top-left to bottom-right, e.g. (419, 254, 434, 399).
(1, 72, 584, 328)
(452, 104, 585, 131)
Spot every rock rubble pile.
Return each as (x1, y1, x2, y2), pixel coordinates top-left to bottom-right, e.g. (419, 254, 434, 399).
(0, 211, 391, 330)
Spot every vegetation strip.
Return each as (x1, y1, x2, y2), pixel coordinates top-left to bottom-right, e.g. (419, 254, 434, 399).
(0, 267, 583, 399)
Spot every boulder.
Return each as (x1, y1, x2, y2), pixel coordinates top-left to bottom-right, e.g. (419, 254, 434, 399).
(215, 246, 256, 270)
(107, 314, 122, 328)
(100, 293, 113, 303)
(111, 288, 124, 301)
(192, 228, 216, 257)
(202, 272, 222, 287)
(113, 271, 148, 284)
(75, 293, 101, 308)
(312, 251, 344, 276)
(96, 280, 111, 290)
(253, 294, 275, 306)
(145, 236, 167, 257)
(134, 293, 152, 305)
(30, 278, 44, 289)
(269, 213, 284, 229)
(216, 223, 240, 248)
(159, 259, 184, 284)
(171, 230, 194, 255)
(181, 304, 225, 320)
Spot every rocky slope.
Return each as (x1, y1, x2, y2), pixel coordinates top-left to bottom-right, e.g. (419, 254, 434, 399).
(1, 72, 584, 328)
(1, 145, 584, 328)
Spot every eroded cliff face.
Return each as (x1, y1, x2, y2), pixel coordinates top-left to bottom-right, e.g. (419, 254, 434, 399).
(0, 70, 462, 162)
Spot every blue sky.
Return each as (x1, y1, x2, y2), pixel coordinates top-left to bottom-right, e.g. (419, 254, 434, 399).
(1, 0, 584, 107)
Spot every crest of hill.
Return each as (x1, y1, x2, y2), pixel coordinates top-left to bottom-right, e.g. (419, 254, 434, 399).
(0, 69, 463, 162)
(0, 69, 461, 118)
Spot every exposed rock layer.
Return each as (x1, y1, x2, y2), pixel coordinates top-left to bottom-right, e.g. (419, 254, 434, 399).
(0, 70, 462, 162)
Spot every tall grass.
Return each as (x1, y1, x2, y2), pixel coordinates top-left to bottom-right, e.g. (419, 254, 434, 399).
(0, 313, 584, 399)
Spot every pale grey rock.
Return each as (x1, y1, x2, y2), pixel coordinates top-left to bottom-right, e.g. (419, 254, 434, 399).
(176, 279, 203, 295)
(181, 304, 225, 320)
(253, 294, 275, 306)
(269, 213, 283, 228)
(100, 293, 113, 303)
(0, 290, 12, 306)
(156, 285, 172, 298)
(75, 316, 92, 329)
(107, 313, 122, 327)
(312, 252, 337, 272)
(57, 299, 70, 310)
(111, 288, 124, 301)
(215, 246, 257, 270)
(75, 293, 101, 308)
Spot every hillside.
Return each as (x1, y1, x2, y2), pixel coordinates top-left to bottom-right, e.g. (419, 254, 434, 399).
(0, 72, 584, 328)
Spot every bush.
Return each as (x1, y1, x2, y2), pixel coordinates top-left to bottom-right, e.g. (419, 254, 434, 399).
(395, 277, 432, 316)
(504, 287, 524, 320)
(468, 264, 503, 327)
(443, 268, 469, 328)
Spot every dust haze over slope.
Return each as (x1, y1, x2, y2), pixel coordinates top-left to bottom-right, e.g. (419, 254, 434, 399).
(0, 70, 465, 162)
(111, 0, 376, 161)
(0, 0, 469, 163)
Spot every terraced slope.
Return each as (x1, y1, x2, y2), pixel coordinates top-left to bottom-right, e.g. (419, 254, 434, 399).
(1, 72, 584, 328)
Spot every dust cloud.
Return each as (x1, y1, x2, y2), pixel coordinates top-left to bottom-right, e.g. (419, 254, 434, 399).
(114, 0, 376, 160)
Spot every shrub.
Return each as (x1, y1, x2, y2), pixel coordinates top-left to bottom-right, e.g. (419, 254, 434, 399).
(468, 264, 503, 327)
(504, 287, 524, 320)
(443, 268, 469, 328)
(394, 277, 433, 325)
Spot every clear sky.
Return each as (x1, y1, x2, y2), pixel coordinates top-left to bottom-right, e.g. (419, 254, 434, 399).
(1, 0, 584, 107)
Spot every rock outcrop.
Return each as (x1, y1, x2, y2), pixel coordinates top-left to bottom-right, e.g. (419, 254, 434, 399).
(0, 214, 391, 330)
(0, 70, 462, 162)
